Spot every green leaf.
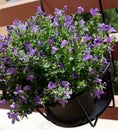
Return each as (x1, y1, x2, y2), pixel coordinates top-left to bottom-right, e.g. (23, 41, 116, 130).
(43, 62, 50, 68)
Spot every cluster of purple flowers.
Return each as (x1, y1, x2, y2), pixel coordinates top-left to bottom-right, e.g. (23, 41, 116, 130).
(47, 80, 72, 107)
(0, 6, 116, 123)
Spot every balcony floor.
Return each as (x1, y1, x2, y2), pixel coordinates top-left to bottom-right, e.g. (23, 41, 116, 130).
(0, 109, 118, 130)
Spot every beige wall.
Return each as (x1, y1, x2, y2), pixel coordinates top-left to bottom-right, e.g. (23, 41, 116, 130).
(0, 0, 6, 4)
(0, 26, 7, 35)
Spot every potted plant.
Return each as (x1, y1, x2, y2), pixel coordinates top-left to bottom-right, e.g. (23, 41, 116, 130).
(0, 5, 116, 126)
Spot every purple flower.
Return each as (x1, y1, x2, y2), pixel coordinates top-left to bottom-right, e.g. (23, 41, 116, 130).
(94, 37, 103, 45)
(71, 71, 78, 78)
(5, 58, 12, 64)
(75, 34, 80, 41)
(103, 58, 108, 65)
(27, 74, 36, 82)
(99, 23, 109, 32)
(0, 34, 4, 40)
(51, 46, 58, 55)
(7, 67, 16, 75)
(0, 42, 7, 48)
(14, 86, 23, 95)
(93, 89, 104, 99)
(53, 17, 59, 27)
(60, 81, 71, 88)
(8, 112, 20, 124)
(20, 96, 28, 104)
(13, 20, 19, 26)
(47, 14, 54, 20)
(48, 81, 56, 89)
(108, 26, 116, 33)
(31, 25, 39, 33)
(106, 36, 111, 43)
(70, 25, 76, 32)
(25, 64, 29, 71)
(61, 40, 68, 48)
(48, 38, 54, 45)
(80, 19, 85, 27)
(57, 63, 65, 68)
(36, 6, 45, 16)
(29, 48, 37, 56)
(6, 36, 12, 43)
(98, 23, 116, 33)
(7, 25, 13, 31)
(83, 49, 92, 61)
(30, 16, 36, 21)
(10, 102, 19, 110)
(33, 95, 40, 106)
(54, 8, 62, 16)
(18, 22, 28, 31)
(77, 6, 84, 13)
(69, 47, 74, 53)
(93, 77, 102, 84)
(90, 8, 99, 16)
(63, 5, 67, 12)
(64, 16, 73, 28)
(63, 87, 72, 99)
(38, 40, 43, 46)
(23, 85, 31, 91)
(85, 34, 92, 42)
(13, 48, 18, 56)
(39, 51, 44, 57)
(24, 42, 30, 49)
(0, 99, 7, 106)
(0, 64, 4, 71)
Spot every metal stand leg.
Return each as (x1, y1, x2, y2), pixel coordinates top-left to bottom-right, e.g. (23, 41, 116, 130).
(40, 0, 45, 12)
(76, 98, 98, 127)
(36, 107, 49, 120)
(98, 0, 105, 23)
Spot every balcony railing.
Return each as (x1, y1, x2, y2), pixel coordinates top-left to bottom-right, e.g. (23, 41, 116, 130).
(1, 0, 118, 27)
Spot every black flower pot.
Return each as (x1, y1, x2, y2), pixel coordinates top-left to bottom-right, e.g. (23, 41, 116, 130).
(46, 91, 94, 121)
